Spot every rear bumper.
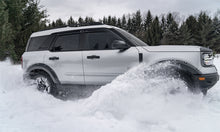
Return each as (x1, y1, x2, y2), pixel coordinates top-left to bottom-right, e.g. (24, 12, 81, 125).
(193, 72, 219, 90)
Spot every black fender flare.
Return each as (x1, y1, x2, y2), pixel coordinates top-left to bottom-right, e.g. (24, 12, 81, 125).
(25, 63, 60, 84)
(154, 59, 201, 75)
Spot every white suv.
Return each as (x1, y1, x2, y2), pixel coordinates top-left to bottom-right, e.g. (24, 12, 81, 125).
(22, 24, 219, 95)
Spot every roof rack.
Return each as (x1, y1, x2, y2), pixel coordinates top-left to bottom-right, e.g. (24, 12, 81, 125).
(38, 22, 104, 32)
(69, 22, 103, 27)
(38, 25, 68, 32)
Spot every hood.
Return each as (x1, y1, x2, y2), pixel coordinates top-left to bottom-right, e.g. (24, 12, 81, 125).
(142, 45, 202, 52)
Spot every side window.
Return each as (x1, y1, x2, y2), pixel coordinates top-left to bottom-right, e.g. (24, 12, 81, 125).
(84, 30, 124, 50)
(53, 34, 79, 51)
(27, 36, 49, 51)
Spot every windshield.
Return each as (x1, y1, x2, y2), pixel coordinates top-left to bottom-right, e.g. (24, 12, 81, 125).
(115, 28, 148, 46)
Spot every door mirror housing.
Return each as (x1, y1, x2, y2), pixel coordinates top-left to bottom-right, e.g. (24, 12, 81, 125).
(112, 40, 129, 50)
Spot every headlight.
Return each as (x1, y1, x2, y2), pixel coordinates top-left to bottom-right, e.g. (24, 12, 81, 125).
(202, 53, 214, 66)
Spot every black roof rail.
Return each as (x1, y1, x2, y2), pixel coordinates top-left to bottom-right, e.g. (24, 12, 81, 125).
(38, 25, 68, 32)
(37, 22, 104, 32)
(69, 22, 104, 27)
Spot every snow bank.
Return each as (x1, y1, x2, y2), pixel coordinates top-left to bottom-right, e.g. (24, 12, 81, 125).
(1, 58, 220, 132)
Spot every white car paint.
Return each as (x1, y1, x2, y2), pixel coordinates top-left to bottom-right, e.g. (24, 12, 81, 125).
(22, 25, 218, 86)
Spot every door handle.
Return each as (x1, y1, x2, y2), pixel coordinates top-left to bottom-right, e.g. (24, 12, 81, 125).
(49, 56, 59, 60)
(87, 55, 100, 59)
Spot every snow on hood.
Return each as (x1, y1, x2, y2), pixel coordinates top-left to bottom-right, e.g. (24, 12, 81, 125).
(143, 45, 202, 52)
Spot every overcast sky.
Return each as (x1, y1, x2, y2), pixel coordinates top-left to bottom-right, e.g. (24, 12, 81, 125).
(40, 0, 220, 22)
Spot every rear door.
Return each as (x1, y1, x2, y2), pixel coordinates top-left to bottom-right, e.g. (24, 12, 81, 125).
(82, 29, 139, 85)
(44, 31, 84, 84)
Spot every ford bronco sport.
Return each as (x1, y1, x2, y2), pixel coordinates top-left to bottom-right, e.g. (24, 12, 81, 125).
(22, 24, 219, 95)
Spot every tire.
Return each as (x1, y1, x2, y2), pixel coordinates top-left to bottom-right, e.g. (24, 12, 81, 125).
(151, 62, 204, 95)
(178, 71, 206, 94)
(30, 71, 57, 95)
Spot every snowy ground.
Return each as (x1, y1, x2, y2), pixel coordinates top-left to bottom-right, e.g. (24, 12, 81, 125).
(1, 58, 220, 132)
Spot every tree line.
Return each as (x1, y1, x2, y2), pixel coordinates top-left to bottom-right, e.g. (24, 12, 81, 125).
(0, 0, 220, 63)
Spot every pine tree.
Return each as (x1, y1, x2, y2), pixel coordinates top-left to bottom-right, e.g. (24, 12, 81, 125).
(151, 16, 162, 45)
(102, 16, 107, 24)
(67, 16, 76, 26)
(135, 10, 142, 31)
(213, 16, 220, 52)
(145, 28, 153, 45)
(122, 15, 127, 29)
(1, 0, 48, 62)
(117, 18, 122, 28)
(51, 21, 56, 27)
(161, 15, 166, 34)
(55, 18, 65, 27)
(107, 16, 112, 25)
(111, 16, 117, 26)
(130, 11, 142, 34)
(178, 22, 194, 45)
(85, 16, 94, 24)
(0, 0, 15, 61)
(161, 13, 179, 45)
(196, 12, 218, 48)
(144, 10, 152, 30)
(127, 16, 132, 32)
(185, 15, 198, 44)
(78, 17, 84, 26)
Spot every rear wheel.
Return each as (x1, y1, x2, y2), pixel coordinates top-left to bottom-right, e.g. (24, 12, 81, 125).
(30, 71, 57, 95)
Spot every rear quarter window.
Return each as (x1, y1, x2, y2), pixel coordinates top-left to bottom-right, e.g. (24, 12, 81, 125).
(27, 36, 50, 51)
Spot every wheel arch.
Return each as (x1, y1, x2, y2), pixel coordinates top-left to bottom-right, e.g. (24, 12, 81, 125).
(154, 59, 202, 75)
(25, 63, 60, 84)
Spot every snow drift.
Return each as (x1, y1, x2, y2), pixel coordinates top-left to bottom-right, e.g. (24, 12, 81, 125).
(1, 58, 220, 132)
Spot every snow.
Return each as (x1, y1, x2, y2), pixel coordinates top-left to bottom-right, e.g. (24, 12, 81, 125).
(1, 58, 220, 132)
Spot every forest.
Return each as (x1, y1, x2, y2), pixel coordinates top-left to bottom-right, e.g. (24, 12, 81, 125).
(0, 0, 220, 62)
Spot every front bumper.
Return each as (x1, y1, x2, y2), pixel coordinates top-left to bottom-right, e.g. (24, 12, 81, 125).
(193, 72, 219, 91)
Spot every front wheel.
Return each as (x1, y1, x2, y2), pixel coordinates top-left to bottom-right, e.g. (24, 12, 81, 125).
(30, 71, 57, 95)
(179, 72, 207, 95)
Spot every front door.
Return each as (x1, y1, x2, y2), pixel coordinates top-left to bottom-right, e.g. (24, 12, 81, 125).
(82, 29, 139, 85)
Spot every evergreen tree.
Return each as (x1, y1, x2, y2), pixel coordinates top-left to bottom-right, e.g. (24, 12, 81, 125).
(196, 12, 218, 48)
(102, 16, 107, 24)
(85, 16, 94, 24)
(161, 15, 166, 33)
(78, 17, 84, 26)
(129, 11, 142, 34)
(67, 16, 76, 26)
(127, 16, 132, 32)
(151, 16, 162, 45)
(55, 18, 66, 27)
(161, 13, 179, 45)
(111, 16, 117, 26)
(213, 17, 220, 34)
(185, 15, 199, 44)
(51, 21, 56, 27)
(117, 18, 122, 28)
(122, 15, 127, 29)
(2, 6, 220, 63)
(144, 10, 152, 30)
(213, 16, 220, 52)
(0, 0, 16, 61)
(135, 10, 142, 32)
(107, 16, 112, 25)
(178, 22, 194, 45)
(2, 0, 47, 62)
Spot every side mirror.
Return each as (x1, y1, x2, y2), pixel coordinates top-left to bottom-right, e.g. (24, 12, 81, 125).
(112, 40, 129, 50)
